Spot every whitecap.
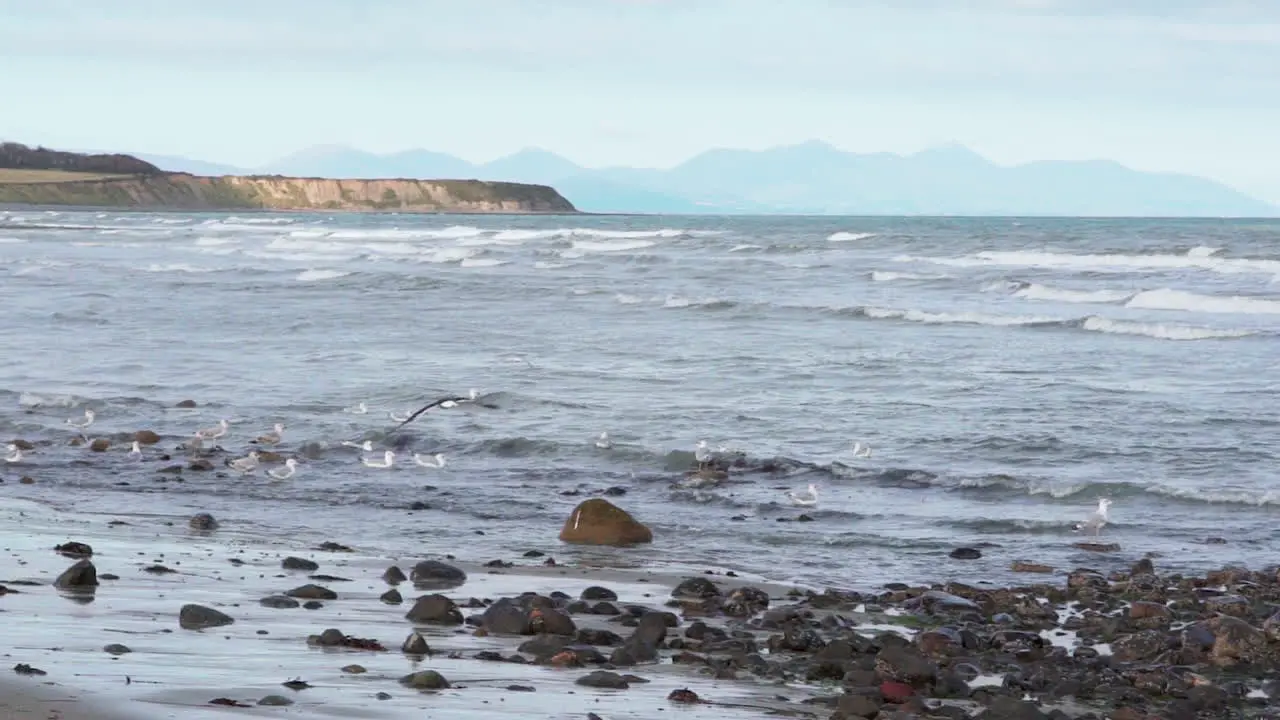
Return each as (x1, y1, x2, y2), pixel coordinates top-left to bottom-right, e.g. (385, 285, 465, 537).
(1013, 283, 1133, 304)
(828, 231, 877, 242)
(1125, 288, 1280, 315)
(571, 239, 657, 253)
(296, 269, 351, 282)
(862, 306, 1058, 327)
(143, 263, 215, 274)
(1080, 316, 1256, 341)
(460, 258, 509, 268)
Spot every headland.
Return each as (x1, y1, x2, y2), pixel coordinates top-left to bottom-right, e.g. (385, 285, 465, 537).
(0, 142, 577, 214)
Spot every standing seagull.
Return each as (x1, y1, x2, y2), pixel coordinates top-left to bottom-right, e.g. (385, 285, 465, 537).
(128, 441, 143, 459)
(267, 458, 299, 480)
(67, 409, 95, 431)
(412, 453, 446, 469)
(1074, 498, 1112, 537)
(851, 442, 872, 458)
(197, 419, 230, 441)
(694, 440, 714, 472)
(362, 450, 396, 469)
(3, 444, 23, 463)
(344, 402, 368, 415)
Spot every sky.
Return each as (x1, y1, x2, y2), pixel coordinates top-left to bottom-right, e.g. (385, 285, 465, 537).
(2, 0, 1280, 202)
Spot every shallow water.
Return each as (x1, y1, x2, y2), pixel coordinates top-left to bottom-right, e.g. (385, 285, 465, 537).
(2, 209, 1279, 589)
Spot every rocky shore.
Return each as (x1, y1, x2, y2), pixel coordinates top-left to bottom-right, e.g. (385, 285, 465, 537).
(3, 494, 1280, 720)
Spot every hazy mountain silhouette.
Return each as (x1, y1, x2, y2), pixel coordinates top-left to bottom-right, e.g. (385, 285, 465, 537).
(134, 141, 1276, 217)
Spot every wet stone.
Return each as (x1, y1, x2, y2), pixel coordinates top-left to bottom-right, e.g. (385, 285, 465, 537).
(281, 557, 318, 571)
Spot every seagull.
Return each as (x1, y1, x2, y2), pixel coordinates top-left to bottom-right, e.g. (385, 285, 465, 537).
(694, 440, 713, 472)
(388, 409, 413, 423)
(387, 396, 468, 433)
(361, 450, 396, 469)
(344, 402, 368, 415)
(3, 444, 22, 463)
(184, 433, 206, 454)
(412, 453, 446, 469)
(227, 451, 261, 475)
(267, 458, 299, 480)
(196, 419, 230, 441)
(595, 432, 613, 449)
(851, 442, 872, 458)
(128, 441, 142, 459)
(255, 423, 285, 446)
(786, 483, 820, 507)
(66, 409, 95, 430)
(342, 440, 374, 452)
(1074, 498, 1112, 537)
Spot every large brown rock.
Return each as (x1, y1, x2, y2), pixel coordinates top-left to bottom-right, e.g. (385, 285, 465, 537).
(558, 499, 652, 546)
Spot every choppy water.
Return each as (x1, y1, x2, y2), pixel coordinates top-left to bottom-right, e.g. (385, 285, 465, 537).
(2, 209, 1279, 590)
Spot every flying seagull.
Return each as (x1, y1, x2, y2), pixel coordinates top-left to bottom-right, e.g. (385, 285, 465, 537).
(386, 391, 500, 434)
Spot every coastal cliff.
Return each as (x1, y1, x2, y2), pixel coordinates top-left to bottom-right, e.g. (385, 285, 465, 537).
(0, 143, 577, 213)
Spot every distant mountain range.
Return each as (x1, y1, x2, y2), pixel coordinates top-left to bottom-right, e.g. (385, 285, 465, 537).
(128, 141, 1278, 217)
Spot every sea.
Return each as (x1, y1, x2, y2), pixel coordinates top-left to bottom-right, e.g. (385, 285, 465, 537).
(2, 209, 1278, 591)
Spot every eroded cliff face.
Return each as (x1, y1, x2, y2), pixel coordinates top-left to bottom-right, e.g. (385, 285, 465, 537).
(0, 173, 578, 214)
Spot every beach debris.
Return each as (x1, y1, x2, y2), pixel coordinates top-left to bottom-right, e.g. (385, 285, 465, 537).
(143, 564, 177, 575)
(281, 678, 312, 691)
(188, 513, 218, 531)
(316, 541, 353, 552)
(13, 663, 47, 676)
(54, 541, 93, 558)
(209, 698, 251, 707)
(306, 628, 387, 651)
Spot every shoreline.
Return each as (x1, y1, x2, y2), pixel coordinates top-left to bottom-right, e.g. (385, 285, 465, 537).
(4, 496, 1280, 719)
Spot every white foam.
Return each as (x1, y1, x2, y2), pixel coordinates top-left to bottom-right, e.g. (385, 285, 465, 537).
(729, 244, 762, 252)
(533, 261, 570, 269)
(222, 216, 295, 226)
(195, 237, 240, 247)
(663, 294, 727, 309)
(899, 249, 1280, 277)
(1080, 316, 1256, 341)
(1126, 288, 1280, 315)
(571, 239, 657, 253)
(0, 237, 26, 244)
(460, 257, 509, 268)
(863, 307, 1058, 327)
(614, 293, 646, 305)
(295, 269, 350, 282)
(871, 271, 944, 282)
(418, 247, 479, 264)
(143, 263, 214, 274)
(828, 231, 877, 242)
(1014, 284, 1133, 304)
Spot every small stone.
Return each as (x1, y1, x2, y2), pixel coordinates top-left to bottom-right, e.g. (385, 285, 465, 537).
(341, 664, 367, 674)
(282, 557, 319, 571)
(409, 560, 467, 589)
(134, 430, 162, 445)
(1011, 561, 1054, 574)
(302, 600, 324, 610)
(89, 438, 111, 452)
(383, 566, 408, 585)
(576, 670, 630, 689)
(54, 541, 93, 558)
(103, 644, 132, 655)
(188, 513, 218, 531)
(380, 588, 403, 605)
(581, 586, 618, 601)
(259, 595, 301, 609)
(375, 692, 392, 700)
(257, 695, 294, 706)
(949, 547, 981, 560)
(175, 400, 197, 408)
(285, 584, 337, 600)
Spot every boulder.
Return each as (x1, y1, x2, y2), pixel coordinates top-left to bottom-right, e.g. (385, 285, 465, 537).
(410, 560, 467, 589)
(54, 559, 98, 589)
(558, 498, 652, 546)
(179, 604, 234, 630)
(134, 430, 162, 445)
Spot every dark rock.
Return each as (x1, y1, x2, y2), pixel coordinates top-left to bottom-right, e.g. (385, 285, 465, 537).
(482, 598, 531, 634)
(405, 594, 463, 625)
(281, 557, 318, 571)
(401, 632, 430, 655)
(380, 589, 403, 605)
(835, 692, 883, 718)
(259, 595, 301, 609)
(188, 513, 218, 531)
(382, 566, 407, 585)
(576, 628, 624, 646)
(530, 607, 576, 636)
(518, 634, 573, 658)
(581, 585, 618, 601)
(284, 584, 337, 600)
(576, 670, 631, 689)
(103, 643, 131, 655)
(179, 604, 234, 630)
(723, 586, 769, 617)
(302, 601, 323, 610)
(672, 577, 721, 599)
(54, 559, 98, 589)
(410, 560, 467, 589)
(399, 670, 450, 690)
(559, 498, 653, 546)
(874, 647, 938, 686)
(949, 547, 981, 560)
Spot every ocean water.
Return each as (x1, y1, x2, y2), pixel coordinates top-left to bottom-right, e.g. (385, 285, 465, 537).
(2, 209, 1278, 590)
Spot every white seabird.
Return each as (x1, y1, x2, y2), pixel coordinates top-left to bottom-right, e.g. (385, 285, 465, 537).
(66, 408, 95, 430)
(412, 452, 446, 469)
(227, 451, 261, 474)
(196, 419, 230, 441)
(361, 450, 396, 469)
(267, 458, 299, 480)
(3, 444, 23, 463)
(786, 483, 819, 507)
(256, 423, 285, 446)
(1074, 498, 1112, 537)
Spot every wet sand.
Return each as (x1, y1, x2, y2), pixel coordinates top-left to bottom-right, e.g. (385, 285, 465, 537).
(0, 496, 811, 719)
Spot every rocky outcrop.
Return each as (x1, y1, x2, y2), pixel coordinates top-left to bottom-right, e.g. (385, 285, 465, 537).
(0, 171, 577, 213)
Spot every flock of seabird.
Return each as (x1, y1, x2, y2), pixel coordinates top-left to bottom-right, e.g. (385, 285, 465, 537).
(2, 392, 1114, 537)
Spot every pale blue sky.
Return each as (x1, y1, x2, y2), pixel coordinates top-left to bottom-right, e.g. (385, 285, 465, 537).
(2, 0, 1279, 201)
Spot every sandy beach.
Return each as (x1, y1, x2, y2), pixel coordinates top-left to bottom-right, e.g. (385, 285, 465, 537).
(0, 496, 820, 719)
